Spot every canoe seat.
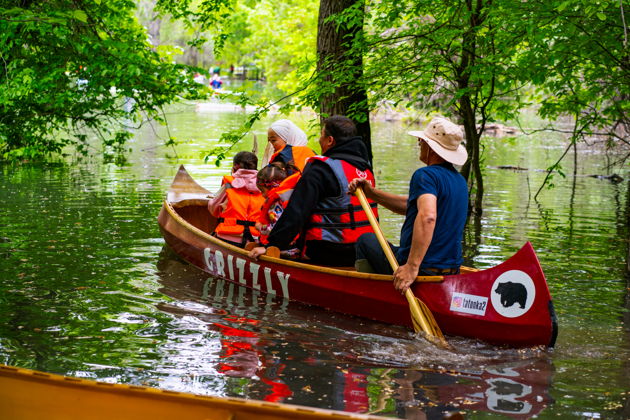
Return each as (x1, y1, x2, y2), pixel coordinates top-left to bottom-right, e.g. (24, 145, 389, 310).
(266, 247, 281, 258)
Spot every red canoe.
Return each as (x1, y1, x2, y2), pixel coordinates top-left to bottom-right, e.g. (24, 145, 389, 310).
(158, 166, 558, 348)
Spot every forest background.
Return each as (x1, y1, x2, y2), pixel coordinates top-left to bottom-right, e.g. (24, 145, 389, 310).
(0, 0, 628, 210)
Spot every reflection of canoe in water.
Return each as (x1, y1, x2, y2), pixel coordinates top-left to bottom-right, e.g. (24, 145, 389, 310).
(154, 262, 555, 419)
(158, 166, 558, 348)
(0, 364, 381, 420)
(403, 358, 554, 419)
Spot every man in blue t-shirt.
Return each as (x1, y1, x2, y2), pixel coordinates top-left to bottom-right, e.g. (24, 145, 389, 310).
(349, 117, 468, 293)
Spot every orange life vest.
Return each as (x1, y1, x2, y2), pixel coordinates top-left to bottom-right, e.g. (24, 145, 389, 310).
(270, 145, 316, 172)
(259, 173, 301, 225)
(258, 173, 301, 244)
(214, 175, 265, 242)
(304, 156, 378, 244)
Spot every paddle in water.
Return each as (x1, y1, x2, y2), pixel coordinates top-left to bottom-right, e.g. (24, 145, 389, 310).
(354, 187, 450, 349)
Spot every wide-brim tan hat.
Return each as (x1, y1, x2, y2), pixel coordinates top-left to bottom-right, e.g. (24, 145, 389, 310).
(408, 117, 468, 165)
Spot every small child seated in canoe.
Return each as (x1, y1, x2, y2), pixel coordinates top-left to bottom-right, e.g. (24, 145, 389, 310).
(255, 162, 302, 256)
(208, 151, 265, 247)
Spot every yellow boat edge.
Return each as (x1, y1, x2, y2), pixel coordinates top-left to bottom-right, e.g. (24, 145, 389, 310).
(0, 364, 385, 420)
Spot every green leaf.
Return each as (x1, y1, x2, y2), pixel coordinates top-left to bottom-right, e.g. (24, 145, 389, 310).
(596, 12, 606, 21)
(73, 10, 88, 23)
(557, 1, 571, 12)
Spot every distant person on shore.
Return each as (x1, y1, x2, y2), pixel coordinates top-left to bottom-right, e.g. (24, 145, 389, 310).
(193, 72, 205, 84)
(249, 116, 378, 266)
(266, 119, 315, 173)
(348, 117, 468, 292)
(209, 151, 265, 247)
(210, 73, 223, 90)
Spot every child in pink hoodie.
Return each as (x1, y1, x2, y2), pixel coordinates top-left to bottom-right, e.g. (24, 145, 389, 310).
(208, 152, 264, 246)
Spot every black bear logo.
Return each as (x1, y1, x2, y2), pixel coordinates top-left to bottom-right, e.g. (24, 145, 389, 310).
(493, 398, 525, 412)
(494, 281, 527, 309)
(492, 379, 524, 396)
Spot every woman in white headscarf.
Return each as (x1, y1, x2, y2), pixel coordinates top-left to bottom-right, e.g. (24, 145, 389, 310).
(264, 119, 315, 173)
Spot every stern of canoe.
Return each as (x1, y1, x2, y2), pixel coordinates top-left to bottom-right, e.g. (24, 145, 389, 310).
(417, 242, 557, 347)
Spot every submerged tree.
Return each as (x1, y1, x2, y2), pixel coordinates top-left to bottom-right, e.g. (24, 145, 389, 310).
(517, 0, 629, 198)
(312, 0, 372, 160)
(5, 0, 626, 187)
(361, 0, 530, 213)
(357, 0, 628, 210)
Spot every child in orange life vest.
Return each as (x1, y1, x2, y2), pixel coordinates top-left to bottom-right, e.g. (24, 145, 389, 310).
(255, 163, 301, 248)
(208, 151, 265, 247)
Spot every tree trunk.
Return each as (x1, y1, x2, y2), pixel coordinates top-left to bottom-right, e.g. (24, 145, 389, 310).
(573, 140, 578, 176)
(457, 1, 484, 214)
(316, 0, 372, 163)
(138, 1, 161, 46)
(460, 104, 484, 215)
(458, 84, 483, 214)
(147, 17, 161, 46)
(626, 176, 630, 273)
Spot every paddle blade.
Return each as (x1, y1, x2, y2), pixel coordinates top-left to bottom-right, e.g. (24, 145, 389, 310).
(405, 290, 451, 349)
(414, 297, 451, 349)
(266, 246, 281, 258)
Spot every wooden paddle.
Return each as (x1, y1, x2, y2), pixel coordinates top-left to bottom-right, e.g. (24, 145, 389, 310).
(354, 187, 450, 349)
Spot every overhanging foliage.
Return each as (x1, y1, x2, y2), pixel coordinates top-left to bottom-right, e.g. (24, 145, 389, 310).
(0, 0, 209, 162)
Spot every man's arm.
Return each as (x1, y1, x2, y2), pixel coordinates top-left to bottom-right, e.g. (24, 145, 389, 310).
(347, 178, 408, 215)
(393, 194, 437, 292)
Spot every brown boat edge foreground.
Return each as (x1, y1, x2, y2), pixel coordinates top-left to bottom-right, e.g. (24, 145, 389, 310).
(0, 364, 386, 420)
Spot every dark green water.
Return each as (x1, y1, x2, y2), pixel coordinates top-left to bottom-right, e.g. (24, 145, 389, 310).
(0, 104, 628, 418)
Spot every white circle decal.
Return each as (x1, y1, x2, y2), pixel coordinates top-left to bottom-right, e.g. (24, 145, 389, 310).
(490, 270, 535, 318)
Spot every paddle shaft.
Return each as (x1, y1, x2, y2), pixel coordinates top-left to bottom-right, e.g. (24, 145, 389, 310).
(354, 187, 448, 346)
(354, 189, 400, 271)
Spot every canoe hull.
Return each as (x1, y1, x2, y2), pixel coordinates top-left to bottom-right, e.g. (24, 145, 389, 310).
(158, 188, 557, 348)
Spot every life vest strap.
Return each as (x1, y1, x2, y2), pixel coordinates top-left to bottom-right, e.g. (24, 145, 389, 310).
(217, 218, 257, 246)
(217, 217, 257, 227)
(308, 220, 373, 229)
(312, 202, 377, 215)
